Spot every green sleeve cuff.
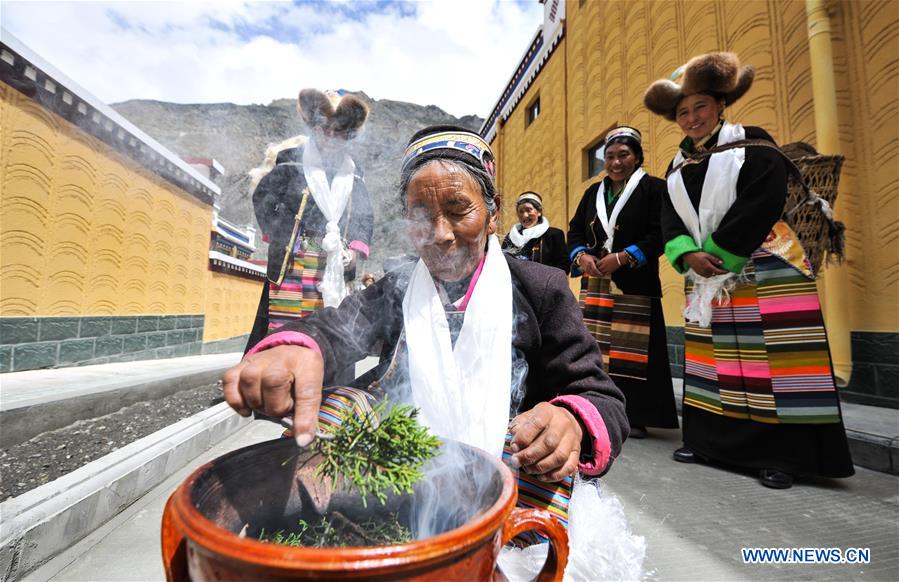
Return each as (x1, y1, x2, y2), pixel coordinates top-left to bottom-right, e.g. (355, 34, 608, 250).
(664, 234, 701, 274)
(702, 236, 749, 273)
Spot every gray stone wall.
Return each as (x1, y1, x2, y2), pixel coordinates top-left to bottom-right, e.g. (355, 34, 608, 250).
(666, 326, 685, 379)
(844, 331, 899, 409)
(0, 315, 205, 373)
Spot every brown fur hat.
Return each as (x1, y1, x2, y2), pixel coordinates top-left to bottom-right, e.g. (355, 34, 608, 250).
(298, 88, 369, 139)
(644, 52, 754, 120)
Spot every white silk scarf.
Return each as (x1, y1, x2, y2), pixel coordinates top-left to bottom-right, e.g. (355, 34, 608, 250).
(666, 121, 746, 327)
(595, 168, 646, 252)
(302, 139, 356, 308)
(402, 235, 512, 458)
(508, 218, 551, 248)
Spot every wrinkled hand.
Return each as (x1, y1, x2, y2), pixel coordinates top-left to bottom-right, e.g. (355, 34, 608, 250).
(578, 253, 602, 278)
(222, 345, 324, 446)
(509, 402, 583, 482)
(684, 251, 727, 277)
(596, 253, 624, 276)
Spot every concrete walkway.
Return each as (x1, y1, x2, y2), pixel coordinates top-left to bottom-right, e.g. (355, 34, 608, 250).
(24, 420, 899, 581)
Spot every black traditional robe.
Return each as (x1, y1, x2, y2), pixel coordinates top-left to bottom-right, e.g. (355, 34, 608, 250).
(660, 125, 854, 478)
(246, 145, 374, 352)
(267, 255, 629, 475)
(502, 224, 570, 273)
(566, 174, 678, 429)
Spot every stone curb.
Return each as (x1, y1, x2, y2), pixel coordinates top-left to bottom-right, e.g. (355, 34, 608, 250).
(0, 403, 249, 580)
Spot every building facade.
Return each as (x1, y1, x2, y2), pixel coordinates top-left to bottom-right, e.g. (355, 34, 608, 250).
(483, 0, 898, 407)
(1, 31, 262, 371)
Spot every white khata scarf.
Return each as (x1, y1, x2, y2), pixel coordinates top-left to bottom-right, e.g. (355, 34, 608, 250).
(667, 121, 745, 327)
(508, 217, 550, 249)
(302, 138, 356, 308)
(402, 235, 512, 459)
(595, 168, 647, 252)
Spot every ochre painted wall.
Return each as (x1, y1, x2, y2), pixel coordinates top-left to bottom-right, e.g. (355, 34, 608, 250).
(2, 83, 263, 345)
(496, 38, 570, 238)
(492, 0, 898, 333)
(202, 270, 261, 342)
(1, 85, 210, 316)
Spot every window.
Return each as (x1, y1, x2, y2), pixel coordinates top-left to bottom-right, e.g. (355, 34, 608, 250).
(587, 142, 605, 178)
(526, 96, 540, 127)
(583, 122, 618, 180)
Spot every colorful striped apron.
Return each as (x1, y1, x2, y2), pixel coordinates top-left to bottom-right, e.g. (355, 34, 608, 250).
(682, 221, 841, 424)
(267, 237, 327, 331)
(579, 276, 652, 382)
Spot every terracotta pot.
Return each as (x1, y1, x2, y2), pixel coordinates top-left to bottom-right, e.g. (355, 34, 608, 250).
(162, 437, 568, 581)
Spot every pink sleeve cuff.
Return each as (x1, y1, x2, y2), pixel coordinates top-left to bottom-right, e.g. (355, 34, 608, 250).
(550, 395, 612, 476)
(348, 240, 370, 259)
(244, 331, 322, 358)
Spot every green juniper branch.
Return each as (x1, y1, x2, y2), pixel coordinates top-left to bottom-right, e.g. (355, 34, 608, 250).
(315, 400, 441, 507)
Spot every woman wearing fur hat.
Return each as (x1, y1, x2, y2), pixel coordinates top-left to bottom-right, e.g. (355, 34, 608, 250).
(645, 52, 853, 488)
(245, 89, 374, 354)
(567, 126, 678, 439)
(501, 192, 569, 273)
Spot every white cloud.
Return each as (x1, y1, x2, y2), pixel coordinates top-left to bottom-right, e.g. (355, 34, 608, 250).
(1, 0, 543, 117)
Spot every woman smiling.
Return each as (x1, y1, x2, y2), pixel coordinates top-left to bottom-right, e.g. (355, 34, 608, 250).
(646, 52, 853, 489)
(502, 191, 569, 273)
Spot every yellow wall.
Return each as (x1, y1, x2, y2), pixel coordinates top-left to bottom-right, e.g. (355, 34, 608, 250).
(493, 0, 898, 333)
(496, 38, 570, 237)
(2, 83, 262, 345)
(1, 84, 210, 316)
(202, 270, 261, 342)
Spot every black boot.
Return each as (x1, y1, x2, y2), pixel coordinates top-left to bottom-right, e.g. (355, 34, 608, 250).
(759, 469, 793, 489)
(672, 447, 698, 463)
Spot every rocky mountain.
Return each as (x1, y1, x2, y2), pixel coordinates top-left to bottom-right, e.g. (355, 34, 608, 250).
(111, 94, 483, 272)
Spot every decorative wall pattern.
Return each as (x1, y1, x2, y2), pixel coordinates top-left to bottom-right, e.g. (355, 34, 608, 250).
(202, 270, 261, 343)
(1, 85, 211, 317)
(492, 0, 898, 333)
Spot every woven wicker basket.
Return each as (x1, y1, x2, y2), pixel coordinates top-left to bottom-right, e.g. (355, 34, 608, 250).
(781, 142, 845, 275)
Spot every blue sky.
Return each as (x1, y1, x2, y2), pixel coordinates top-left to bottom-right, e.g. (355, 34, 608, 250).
(1, 0, 544, 117)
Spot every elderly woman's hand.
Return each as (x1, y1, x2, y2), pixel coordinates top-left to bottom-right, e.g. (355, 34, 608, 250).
(508, 402, 583, 482)
(683, 251, 727, 277)
(222, 345, 324, 446)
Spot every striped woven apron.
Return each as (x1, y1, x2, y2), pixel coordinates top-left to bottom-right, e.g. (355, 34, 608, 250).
(579, 276, 652, 382)
(682, 221, 841, 424)
(267, 237, 327, 331)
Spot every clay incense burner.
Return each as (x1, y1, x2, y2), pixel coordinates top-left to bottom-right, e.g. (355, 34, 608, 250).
(162, 437, 568, 581)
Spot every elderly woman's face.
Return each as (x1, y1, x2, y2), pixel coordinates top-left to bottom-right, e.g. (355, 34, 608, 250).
(406, 162, 497, 282)
(517, 202, 541, 228)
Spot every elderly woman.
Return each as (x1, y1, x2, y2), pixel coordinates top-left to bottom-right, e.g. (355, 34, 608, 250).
(567, 126, 678, 439)
(225, 124, 627, 484)
(502, 191, 569, 273)
(645, 52, 853, 488)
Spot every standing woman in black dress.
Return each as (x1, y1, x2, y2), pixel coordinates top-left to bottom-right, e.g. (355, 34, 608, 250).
(567, 127, 678, 438)
(645, 52, 853, 488)
(502, 191, 569, 273)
